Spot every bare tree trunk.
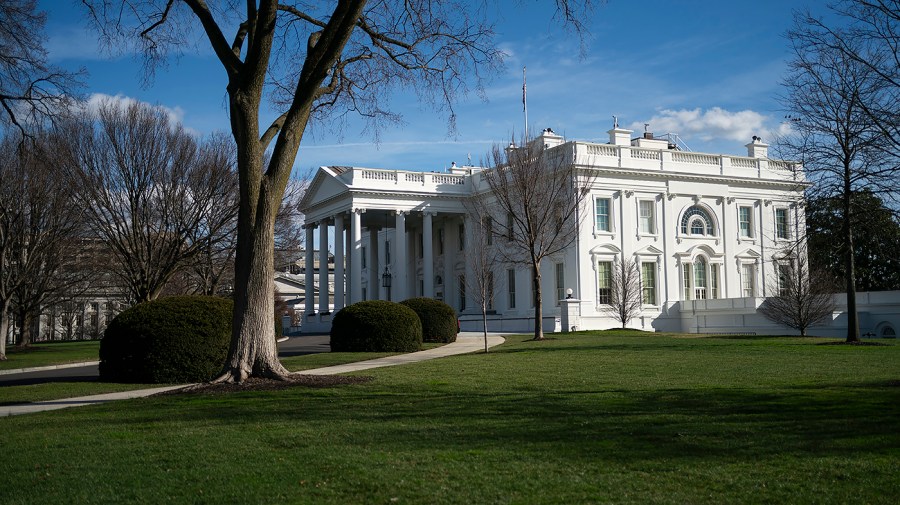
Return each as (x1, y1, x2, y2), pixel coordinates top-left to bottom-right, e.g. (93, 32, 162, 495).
(532, 260, 544, 341)
(843, 175, 860, 342)
(481, 301, 488, 353)
(0, 300, 8, 360)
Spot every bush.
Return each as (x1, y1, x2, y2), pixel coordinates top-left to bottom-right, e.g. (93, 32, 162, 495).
(399, 297, 458, 343)
(100, 296, 233, 383)
(330, 300, 422, 352)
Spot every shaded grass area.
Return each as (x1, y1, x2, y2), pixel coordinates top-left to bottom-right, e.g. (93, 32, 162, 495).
(282, 342, 443, 371)
(1, 333, 898, 504)
(0, 341, 100, 370)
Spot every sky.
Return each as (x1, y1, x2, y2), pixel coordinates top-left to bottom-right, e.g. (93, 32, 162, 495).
(40, 0, 825, 174)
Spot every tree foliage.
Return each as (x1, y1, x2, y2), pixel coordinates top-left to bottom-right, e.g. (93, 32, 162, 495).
(806, 191, 900, 292)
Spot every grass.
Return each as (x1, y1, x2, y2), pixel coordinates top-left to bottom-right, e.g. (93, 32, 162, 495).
(0, 332, 898, 504)
(0, 340, 100, 370)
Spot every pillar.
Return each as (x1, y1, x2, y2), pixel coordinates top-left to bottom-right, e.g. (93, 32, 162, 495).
(304, 224, 315, 314)
(423, 211, 434, 298)
(368, 227, 379, 300)
(394, 211, 407, 301)
(350, 209, 363, 303)
(334, 214, 345, 310)
(318, 219, 329, 312)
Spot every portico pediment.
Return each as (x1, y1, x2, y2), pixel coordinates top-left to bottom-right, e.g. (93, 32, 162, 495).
(633, 245, 664, 257)
(589, 244, 621, 257)
(300, 166, 352, 213)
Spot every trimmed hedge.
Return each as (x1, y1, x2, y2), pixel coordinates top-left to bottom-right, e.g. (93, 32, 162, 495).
(400, 297, 457, 343)
(330, 300, 422, 352)
(99, 296, 233, 383)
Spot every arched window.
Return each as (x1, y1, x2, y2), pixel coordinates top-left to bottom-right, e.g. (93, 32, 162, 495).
(882, 325, 896, 338)
(681, 206, 715, 236)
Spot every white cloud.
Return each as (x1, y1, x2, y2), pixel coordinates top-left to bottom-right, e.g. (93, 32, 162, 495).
(630, 107, 788, 146)
(81, 93, 191, 133)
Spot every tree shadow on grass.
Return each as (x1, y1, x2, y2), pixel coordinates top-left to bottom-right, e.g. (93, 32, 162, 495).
(112, 381, 900, 467)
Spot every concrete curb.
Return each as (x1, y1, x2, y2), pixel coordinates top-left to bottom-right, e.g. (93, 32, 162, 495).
(0, 361, 100, 376)
(1, 332, 509, 417)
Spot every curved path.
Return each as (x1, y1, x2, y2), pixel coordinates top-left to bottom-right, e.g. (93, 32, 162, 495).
(1, 333, 506, 417)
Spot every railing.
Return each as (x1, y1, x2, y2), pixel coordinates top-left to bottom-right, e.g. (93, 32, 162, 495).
(672, 152, 719, 165)
(631, 148, 660, 161)
(730, 157, 758, 169)
(405, 172, 424, 183)
(432, 174, 465, 185)
(360, 169, 397, 181)
(586, 144, 618, 157)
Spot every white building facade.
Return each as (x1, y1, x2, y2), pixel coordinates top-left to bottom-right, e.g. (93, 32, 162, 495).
(299, 127, 808, 334)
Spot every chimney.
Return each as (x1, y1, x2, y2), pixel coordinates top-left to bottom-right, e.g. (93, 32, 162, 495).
(745, 136, 768, 158)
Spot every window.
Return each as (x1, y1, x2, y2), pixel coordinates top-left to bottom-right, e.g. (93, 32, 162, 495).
(597, 261, 612, 305)
(555, 263, 565, 305)
(459, 275, 466, 310)
(710, 264, 719, 299)
(361, 246, 367, 269)
(694, 257, 708, 300)
(776, 208, 790, 240)
(641, 262, 656, 305)
(506, 213, 514, 241)
(437, 229, 444, 255)
(458, 223, 465, 250)
(417, 233, 423, 258)
(419, 279, 424, 297)
(680, 206, 714, 236)
(596, 198, 611, 232)
(483, 216, 493, 246)
(385, 240, 391, 264)
(778, 263, 793, 296)
(742, 264, 755, 297)
(508, 269, 516, 309)
(739, 206, 752, 238)
(487, 272, 495, 310)
(882, 326, 896, 338)
(362, 287, 367, 301)
(639, 200, 654, 234)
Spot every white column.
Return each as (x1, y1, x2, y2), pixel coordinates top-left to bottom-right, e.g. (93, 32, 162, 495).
(463, 215, 474, 313)
(350, 209, 363, 303)
(318, 220, 329, 312)
(423, 211, 434, 298)
(304, 225, 315, 314)
(368, 227, 379, 300)
(393, 211, 407, 301)
(443, 217, 456, 302)
(333, 214, 345, 310)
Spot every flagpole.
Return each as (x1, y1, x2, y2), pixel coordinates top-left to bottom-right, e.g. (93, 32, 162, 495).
(522, 66, 528, 138)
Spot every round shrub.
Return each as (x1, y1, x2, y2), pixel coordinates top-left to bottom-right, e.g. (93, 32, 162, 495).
(399, 297, 458, 343)
(330, 300, 422, 352)
(100, 296, 233, 383)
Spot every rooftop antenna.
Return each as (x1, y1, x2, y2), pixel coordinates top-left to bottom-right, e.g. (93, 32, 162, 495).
(613, 115, 618, 128)
(522, 66, 528, 137)
(644, 123, 650, 133)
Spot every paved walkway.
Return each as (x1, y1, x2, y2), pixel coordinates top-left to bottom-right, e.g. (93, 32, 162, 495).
(0, 333, 506, 417)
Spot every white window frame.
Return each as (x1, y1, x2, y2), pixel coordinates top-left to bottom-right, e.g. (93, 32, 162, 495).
(738, 206, 753, 238)
(775, 208, 790, 240)
(555, 262, 565, 306)
(595, 197, 613, 234)
(640, 261, 657, 306)
(597, 260, 612, 305)
(638, 200, 656, 236)
(741, 263, 756, 298)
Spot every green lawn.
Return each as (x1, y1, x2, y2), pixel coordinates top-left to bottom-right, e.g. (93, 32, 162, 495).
(0, 332, 897, 504)
(0, 340, 100, 371)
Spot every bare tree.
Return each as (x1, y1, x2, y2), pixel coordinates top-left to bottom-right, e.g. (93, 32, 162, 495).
(0, 132, 84, 359)
(62, 100, 239, 304)
(760, 239, 837, 337)
(602, 257, 642, 329)
(799, 1, 900, 159)
(480, 137, 594, 340)
(0, 0, 82, 133)
(80, 0, 593, 381)
(781, 17, 900, 342)
(463, 194, 504, 352)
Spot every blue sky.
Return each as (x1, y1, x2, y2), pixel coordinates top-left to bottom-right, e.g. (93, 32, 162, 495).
(42, 0, 820, 174)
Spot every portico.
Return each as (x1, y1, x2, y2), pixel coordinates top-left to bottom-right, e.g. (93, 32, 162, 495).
(299, 166, 473, 332)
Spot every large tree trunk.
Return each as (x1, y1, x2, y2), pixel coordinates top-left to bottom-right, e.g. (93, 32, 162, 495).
(843, 171, 860, 342)
(532, 260, 544, 340)
(0, 300, 8, 360)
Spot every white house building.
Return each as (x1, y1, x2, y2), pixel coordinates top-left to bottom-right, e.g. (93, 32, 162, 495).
(299, 126, 810, 334)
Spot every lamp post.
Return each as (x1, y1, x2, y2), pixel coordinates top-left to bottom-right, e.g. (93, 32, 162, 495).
(381, 266, 392, 288)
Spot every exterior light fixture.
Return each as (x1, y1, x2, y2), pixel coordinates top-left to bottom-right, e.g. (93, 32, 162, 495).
(566, 288, 573, 299)
(382, 266, 392, 288)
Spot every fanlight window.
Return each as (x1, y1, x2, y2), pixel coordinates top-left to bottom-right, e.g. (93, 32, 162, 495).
(681, 206, 715, 236)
